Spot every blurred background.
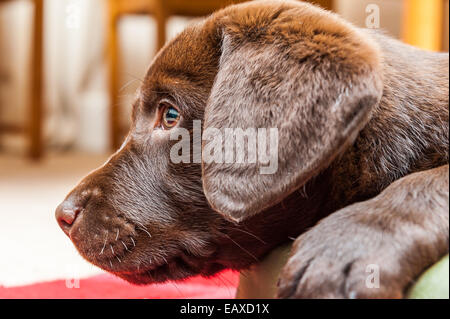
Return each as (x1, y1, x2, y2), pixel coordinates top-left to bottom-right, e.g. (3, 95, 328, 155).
(0, 0, 448, 288)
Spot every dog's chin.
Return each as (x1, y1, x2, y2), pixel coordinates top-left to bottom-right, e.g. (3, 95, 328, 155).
(76, 249, 210, 284)
(112, 259, 226, 285)
(114, 267, 195, 285)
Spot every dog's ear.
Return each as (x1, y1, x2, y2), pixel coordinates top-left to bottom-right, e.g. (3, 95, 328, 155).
(201, 3, 383, 223)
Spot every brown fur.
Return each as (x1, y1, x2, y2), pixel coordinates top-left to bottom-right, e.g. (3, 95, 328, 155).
(55, 0, 449, 298)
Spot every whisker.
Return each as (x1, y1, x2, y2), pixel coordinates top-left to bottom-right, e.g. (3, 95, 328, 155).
(171, 282, 183, 298)
(99, 232, 108, 255)
(130, 237, 136, 247)
(222, 233, 259, 262)
(119, 78, 140, 93)
(215, 274, 233, 297)
(135, 221, 148, 230)
(123, 72, 144, 85)
(116, 256, 122, 263)
(217, 272, 235, 287)
(115, 229, 120, 241)
(239, 270, 250, 280)
(110, 244, 115, 255)
(138, 227, 152, 238)
(121, 241, 129, 251)
(223, 226, 267, 245)
(109, 260, 113, 268)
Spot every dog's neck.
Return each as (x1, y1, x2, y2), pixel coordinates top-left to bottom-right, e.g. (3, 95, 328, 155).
(326, 30, 449, 211)
(265, 31, 449, 228)
(236, 168, 334, 259)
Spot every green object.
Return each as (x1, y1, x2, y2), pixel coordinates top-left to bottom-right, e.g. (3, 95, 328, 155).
(236, 243, 292, 299)
(407, 254, 449, 299)
(236, 243, 449, 299)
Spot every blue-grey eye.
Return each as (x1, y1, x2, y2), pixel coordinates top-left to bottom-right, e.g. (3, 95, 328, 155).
(162, 104, 180, 129)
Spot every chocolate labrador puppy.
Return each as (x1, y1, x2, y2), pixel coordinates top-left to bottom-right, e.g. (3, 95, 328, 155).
(55, 0, 449, 298)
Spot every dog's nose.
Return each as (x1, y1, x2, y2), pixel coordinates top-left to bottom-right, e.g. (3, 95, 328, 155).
(55, 199, 83, 237)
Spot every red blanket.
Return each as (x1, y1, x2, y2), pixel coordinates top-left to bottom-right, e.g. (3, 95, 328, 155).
(0, 270, 239, 299)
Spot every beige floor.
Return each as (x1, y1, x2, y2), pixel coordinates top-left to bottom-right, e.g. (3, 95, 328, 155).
(0, 152, 110, 287)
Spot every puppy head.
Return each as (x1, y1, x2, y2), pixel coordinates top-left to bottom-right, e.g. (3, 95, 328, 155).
(55, 0, 383, 284)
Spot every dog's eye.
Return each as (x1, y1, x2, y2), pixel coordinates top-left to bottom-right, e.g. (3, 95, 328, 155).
(161, 104, 180, 129)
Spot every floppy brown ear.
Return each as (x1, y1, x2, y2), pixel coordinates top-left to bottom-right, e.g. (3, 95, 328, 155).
(202, 2, 383, 223)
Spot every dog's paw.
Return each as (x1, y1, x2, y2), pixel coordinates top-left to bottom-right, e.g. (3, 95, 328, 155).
(276, 202, 408, 299)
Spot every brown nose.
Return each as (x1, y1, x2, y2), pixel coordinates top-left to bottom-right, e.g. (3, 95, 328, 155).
(55, 199, 84, 237)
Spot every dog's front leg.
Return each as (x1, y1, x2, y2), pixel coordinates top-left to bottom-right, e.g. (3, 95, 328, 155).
(277, 165, 449, 299)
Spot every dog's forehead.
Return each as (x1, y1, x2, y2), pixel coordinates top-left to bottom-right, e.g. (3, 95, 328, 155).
(146, 23, 219, 84)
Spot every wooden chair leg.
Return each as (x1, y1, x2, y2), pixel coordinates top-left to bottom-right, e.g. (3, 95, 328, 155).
(0, 11, 3, 151)
(29, 0, 44, 160)
(154, 0, 167, 51)
(311, 0, 333, 11)
(107, 1, 121, 150)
